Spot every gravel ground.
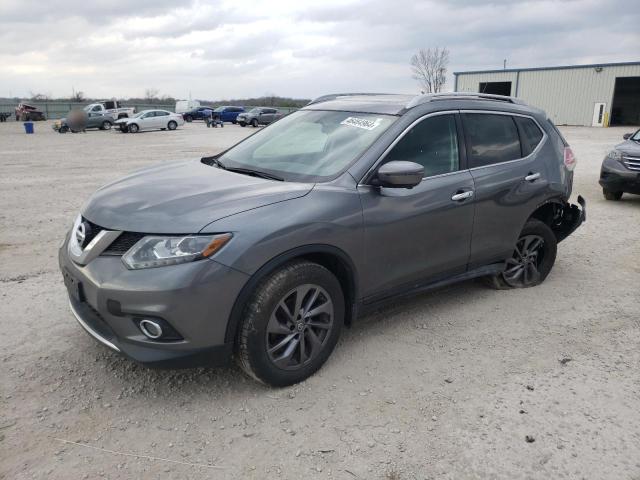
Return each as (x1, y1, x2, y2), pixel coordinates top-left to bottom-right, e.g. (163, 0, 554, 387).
(1, 120, 639, 480)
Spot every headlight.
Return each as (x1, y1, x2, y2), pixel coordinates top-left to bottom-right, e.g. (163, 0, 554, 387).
(607, 150, 623, 161)
(122, 233, 232, 270)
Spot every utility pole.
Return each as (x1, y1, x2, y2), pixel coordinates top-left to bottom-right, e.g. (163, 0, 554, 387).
(503, 59, 507, 70)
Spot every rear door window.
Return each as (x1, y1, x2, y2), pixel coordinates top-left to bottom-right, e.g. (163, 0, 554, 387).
(514, 117, 544, 156)
(462, 113, 521, 167)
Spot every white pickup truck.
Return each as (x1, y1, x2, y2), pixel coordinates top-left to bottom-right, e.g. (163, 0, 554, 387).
(83, 101, 135, 120)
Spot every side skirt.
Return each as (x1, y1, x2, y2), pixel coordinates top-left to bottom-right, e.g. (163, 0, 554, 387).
(356, 262, 505, 318)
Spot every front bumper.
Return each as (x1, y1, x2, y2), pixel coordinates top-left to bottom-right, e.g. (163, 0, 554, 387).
(59, 236, 249, 368)
(599, 157, 640, 194)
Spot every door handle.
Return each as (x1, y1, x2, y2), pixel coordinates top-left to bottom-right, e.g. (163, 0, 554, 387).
(524, 172, 541, 182)
(451, 190, 474, 201)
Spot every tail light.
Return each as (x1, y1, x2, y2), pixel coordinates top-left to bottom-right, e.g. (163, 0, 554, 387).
(564, 146, 577, 171)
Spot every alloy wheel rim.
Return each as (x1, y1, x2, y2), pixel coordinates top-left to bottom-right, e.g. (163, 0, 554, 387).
(265, 284, 334, 370)
(503, 234, 545, 287)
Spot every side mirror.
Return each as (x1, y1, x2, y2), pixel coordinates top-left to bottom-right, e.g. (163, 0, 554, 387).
(373, 161, 424, 188)
(623, 133, 632, 140)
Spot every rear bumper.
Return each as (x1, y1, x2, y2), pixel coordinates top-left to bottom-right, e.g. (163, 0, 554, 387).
(556, 195, 586, 243)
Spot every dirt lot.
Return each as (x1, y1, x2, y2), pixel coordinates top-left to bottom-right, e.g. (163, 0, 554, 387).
(1, 120, 639, 480)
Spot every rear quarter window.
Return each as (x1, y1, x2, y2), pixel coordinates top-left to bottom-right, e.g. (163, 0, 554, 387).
(546, 119, 569, 147)
(514, 117, 544, 156)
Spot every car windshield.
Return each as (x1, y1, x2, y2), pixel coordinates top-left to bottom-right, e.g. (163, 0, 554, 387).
(249, 108, 261, 114)
(632, 129, 640, 141)
(132, 111, 147, 118)
(217, 110, 397, 182)
(214, 107, 225, 112)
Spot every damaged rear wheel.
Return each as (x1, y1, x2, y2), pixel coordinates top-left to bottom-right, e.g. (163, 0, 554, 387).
(485, 219, 557, 289)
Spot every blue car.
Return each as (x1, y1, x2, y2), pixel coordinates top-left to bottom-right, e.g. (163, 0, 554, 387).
(213, 106, 245, 123)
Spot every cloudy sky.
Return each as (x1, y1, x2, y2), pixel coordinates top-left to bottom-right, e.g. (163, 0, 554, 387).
(0, 0, 638, 100)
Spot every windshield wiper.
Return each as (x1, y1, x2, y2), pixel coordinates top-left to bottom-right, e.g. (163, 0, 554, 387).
(225, 167, 284, 181)
(212, 158, 226, 169)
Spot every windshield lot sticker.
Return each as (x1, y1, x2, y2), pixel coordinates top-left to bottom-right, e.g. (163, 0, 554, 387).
(340, 117, 383, 130)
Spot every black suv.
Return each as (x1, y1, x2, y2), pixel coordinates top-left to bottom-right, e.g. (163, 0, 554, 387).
(59, 92, 585, 386)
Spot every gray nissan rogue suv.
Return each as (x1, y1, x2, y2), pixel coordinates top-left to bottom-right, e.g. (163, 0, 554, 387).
(59, 93, 585, 386)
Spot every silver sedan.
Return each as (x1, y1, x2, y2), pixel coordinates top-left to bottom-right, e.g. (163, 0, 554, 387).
(115, 109, 185, 133)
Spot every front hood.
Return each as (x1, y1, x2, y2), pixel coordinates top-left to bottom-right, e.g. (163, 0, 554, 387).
(615, 140, 640, 156)
(82, 159, 313, 233)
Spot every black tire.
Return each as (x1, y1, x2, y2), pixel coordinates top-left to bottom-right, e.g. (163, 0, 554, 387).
(184, 115, 192, 123)
(128, 123, 139, 133)
(603, 188, 623, 201)
(167, 120, 177, 130)
(59, 126, 69, 133)
(239, 122, 246, 127)
(119, 124, 128, 133)
(101, 121, 112, 130)
(232, 120, 237, 124)
(251, 118, 259, 127)
(237, 261, 344, 387)
(485, 219, 557, 289)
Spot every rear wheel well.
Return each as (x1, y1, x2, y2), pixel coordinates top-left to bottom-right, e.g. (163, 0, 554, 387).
(528, 202, 560, 227)
(528, 200, 578, 242)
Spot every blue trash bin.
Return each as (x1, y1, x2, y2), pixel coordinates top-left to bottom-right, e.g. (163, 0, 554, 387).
(23, 122, 34, 134)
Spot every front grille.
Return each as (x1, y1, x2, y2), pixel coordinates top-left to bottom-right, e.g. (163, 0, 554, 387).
(623, 156, 640, 171)
(102, 232, 145, 255)
(82, 218, 102, 247)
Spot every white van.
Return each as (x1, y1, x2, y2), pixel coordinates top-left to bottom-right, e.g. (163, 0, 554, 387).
(175, 99, 201, 114)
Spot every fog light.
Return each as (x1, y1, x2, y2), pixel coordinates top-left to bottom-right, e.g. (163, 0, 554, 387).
(139, 319, 163, 339)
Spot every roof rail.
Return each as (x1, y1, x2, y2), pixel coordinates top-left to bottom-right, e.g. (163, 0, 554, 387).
(306, 93, 395, 106)
(406, 92, 527, 109)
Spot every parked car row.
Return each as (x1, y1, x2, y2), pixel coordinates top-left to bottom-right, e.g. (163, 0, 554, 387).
(182, 106, 245, 123)
(53, 109, 185, 134)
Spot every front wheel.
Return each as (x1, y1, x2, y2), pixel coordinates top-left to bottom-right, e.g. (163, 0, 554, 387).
(184, 116, 192, 123)
(237, 261, 344, 386)
(167, 120, 177, 130)
(251, 118, 259, 127)
(239, 122, 246, 127)
(485, 219, 557, 289)
(101, 121, 112, 130)
(128, 123, 139, 133)
(603, 189, 623, 201)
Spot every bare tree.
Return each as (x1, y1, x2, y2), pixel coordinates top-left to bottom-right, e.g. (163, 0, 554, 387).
(71, 88, 85, 102)
(29, 92, 50, 101)
(145, 88, 160, 102)
(410, 47, 450, 93)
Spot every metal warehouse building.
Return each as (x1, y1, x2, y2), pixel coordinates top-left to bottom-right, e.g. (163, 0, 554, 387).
(454, 61, 640, 127)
